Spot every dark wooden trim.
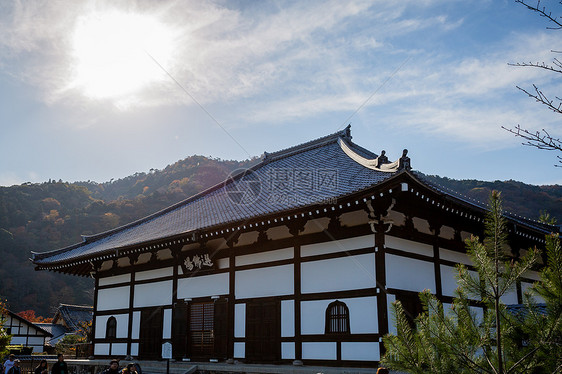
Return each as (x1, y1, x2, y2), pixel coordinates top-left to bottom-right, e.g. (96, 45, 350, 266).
(228, 244, 235, 359)
(92, 275, 99, 347)
(126, 267, 135, 356)
(294, 241, 302, 361)
(375, 225, 387, 355)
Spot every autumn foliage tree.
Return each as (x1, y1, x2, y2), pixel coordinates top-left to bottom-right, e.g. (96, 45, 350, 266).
(0, 301, 11, 357)
(16, 310, 52, 323)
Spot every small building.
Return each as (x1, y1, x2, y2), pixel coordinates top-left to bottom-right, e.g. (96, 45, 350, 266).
(2, 309, 52, 353)
(31, 127, 554, 367)
(36, 304, 93, 347)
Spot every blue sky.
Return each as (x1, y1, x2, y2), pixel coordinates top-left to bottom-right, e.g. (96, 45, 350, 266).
(0, 0, 561, 187)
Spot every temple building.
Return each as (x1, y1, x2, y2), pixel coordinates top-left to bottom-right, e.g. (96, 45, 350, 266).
(32, 127, 554, 367)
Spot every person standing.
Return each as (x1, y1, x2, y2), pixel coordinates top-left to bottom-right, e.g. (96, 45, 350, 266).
(34, 360, 48, 374)
(100, 360, 120, 374)
(51, 354, 68, 374)
(6, 360, 21, 374)
(3, 354, 15, 374)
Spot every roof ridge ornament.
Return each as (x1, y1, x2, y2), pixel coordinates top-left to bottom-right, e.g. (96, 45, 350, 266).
(338, 138, 411, 172)
(398, 149, 411, 171)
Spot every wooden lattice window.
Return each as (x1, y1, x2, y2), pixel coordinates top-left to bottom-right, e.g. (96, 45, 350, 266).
(325, 300, 350, 334)
(189, 302, 214, 356)
(106, 316, 117, 339)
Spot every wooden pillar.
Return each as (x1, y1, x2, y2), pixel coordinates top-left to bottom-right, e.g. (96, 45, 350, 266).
(126, 254, 138, 357)
(429, 220, 443, 299)
(288, 219, 305, 362)
(226, 231, 240, 360)
(374, 221, 388, 341)
(91, 261, 101, 357)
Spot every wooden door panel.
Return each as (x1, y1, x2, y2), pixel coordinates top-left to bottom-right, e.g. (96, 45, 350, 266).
(139, 307, 163, 360)
(245, 300, 280, 362)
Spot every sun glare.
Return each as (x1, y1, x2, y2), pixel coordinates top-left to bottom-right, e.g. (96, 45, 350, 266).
(71, 10, 175, 100)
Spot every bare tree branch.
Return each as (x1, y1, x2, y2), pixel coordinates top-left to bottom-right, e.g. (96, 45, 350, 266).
(502, 125, 562, 166)
(504, 1, 562, 167)
(515, 0, 562, 29)
(515, 84, 562, 115)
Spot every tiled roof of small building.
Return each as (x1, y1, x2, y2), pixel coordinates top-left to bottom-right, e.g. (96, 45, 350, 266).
(33, 127, 397, 265)
(52, 304, 93, 331)
(35, 323, 69, 345)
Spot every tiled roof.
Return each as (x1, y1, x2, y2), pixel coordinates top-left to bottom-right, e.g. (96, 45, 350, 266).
(506, 303, 548, 319)
(35, 323, 69, 345)
(53, 304, 93, 331)
(32, 126, 555, 268)
(33, 127, 396, 265)
(414, 172, 557, 233)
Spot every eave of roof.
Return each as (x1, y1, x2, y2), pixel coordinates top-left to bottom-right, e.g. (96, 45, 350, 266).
(30, 126, 557, 273)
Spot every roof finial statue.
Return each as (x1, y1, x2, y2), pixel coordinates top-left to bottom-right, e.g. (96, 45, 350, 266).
(344, 124, 351, 139)
(376, 150, 389, 168)
(398, 149, 411, 171)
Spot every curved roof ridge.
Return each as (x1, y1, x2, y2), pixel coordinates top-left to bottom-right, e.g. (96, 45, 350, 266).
(263, 125, 351, 162)
(32, 126, 356, 261)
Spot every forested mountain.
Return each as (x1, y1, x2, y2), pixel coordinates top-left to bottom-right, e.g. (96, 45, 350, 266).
(0, 155, 560, 316)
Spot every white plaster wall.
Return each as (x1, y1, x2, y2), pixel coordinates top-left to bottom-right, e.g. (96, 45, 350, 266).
(282, 342, 295, 359)
(440, 226, 455, 240)
(134, 281, 172, 307)
(440, 248, 472, 265)
(95, 314, 129, 339)
(341, 342, 380, 361)
(27, 336, 46, 346)
(523, 269, 541, 281)
(11, 337, 26, 345)
(136, 267, 173, 281)
(301, 235, 373, 257)
(98, 274, 131, 286)
(281, 300, 295, 337)
(236, 247, 293, 266)
(302, 342, 336, 360)
(235, 265, 293, 298)
(111, 343, 128, 356)
(301, 296, 377, 335)
(443, 303, 484, 324)
(386, 236, 433, 257)
(217, 258, 229, 269)
(441, 265, 480, 300)
(97, 286, 130, 311)
(387, 294, 397, 335)
(301, 253, 375, 294)
(521, 282, 544, 303)
(385, 254, 436, 292)
(233, 342, 245, 358)
(500, 287, 519, 305)
(163, 309, 172, 339)
(94, 343, 110, 355)
(234, 304, 245, 338)
(130, 343, 139, 357)
(413, 217, 432, 235)
(440, 265, 460, 297)
(131, 311, 140, 339)
(177, 273, 229, 299)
